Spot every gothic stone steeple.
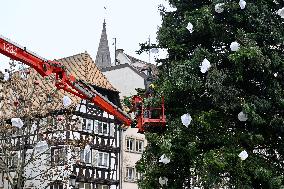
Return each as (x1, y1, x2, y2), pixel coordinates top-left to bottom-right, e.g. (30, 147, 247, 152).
(95, 20, 111, 69)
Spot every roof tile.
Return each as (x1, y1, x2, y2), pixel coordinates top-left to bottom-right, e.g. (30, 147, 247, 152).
(0, 52, 116, 119)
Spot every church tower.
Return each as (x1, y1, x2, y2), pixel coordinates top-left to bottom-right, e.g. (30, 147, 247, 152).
(95, 20, 111, 69)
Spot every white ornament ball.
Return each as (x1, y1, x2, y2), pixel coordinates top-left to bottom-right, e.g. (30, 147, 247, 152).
(186, 22, 194, 33)
(215, 3, 225, 13)
(277, 7, 284, 19)
(200, 58, 211, 73)
(4, 72, 10, 81)
(239, 0, 246, 10)
(239, 150, 248, 160)
(159, 154, 171, 164)
(274, 73, 278, 77)
(151, 48, 159, 54)
(63, 95, 72, 107)
(181, 113, 192, 127)
(230, 41, 240, 51)
(11, 118, 24, 128)
(238, 111, 248, 122)
(159, 177, 168, 186)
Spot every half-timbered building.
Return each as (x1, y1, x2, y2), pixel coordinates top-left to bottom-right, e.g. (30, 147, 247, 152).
(0, 52, 122, 189)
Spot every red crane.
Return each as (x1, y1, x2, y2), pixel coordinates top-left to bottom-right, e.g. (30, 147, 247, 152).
(0, 35, 166, 133)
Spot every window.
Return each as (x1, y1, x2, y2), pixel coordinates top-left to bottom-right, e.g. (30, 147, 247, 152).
(98, 152, 109, 167)
(80, 150, 84, 162)
(80, 150, 91, 164)
(125, 168, 142, 182)
(126, 137, 145, 153)
(50, 182, 63, 189)
(79, 183, 84, 189)
(85, 183, 91, 189)
(51, 148, 67, 166)
(78, 104, 86, 113)
(97, 185, 108, 189)
(12, 153, 19, 167)
(98, 121, 102, 134)
(125, 167, 135, 181)
(94, 120, 99, 134)
(103, 123, 108, 135)
(85, 150, 91, 164)
(85, 119, 93, 132)
(109, 123, 115, 137)
(126, 138, 134, 152)
(79, 182, 92, 189)
(98, 122, 109, 135)
(136, 140, 144, 153)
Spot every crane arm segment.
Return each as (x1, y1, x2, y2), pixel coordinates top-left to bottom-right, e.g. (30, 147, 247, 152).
(0, 35, 132, 126)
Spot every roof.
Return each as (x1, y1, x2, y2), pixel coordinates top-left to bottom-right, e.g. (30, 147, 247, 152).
(101, 63, 148, 79)
(126, 55, 158, 77)
(124, 53, 149, 65)
(56, 52, 115, 91)
(0, 52, 116, 119)
(115, 49, 158, 77)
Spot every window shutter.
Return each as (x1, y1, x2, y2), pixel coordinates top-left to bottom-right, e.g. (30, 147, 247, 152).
(92, 150, 99, 166)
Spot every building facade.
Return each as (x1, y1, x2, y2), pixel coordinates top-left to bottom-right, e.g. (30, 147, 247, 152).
(101, 48, 155, 189)
(0, 52, 122, 189)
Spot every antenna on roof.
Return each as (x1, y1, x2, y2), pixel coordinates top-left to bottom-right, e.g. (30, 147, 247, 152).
(148, 35, 151, 64)
(113, 38, 117, 66)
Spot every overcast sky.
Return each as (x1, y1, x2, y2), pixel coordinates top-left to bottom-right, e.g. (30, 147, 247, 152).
(0, 0, 171, 71)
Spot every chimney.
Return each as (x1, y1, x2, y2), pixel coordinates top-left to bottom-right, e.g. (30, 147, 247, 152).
(116, 49, 124, 54)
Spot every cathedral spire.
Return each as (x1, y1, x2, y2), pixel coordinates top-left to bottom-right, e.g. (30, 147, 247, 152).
(95, 19, 111, 69)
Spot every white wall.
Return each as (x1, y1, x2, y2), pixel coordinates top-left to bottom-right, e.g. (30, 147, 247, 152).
(123, 128, 146, 166)
(103, 67, 145, 98)
(116, 52, 131, 65)
(102, 56, 147, 189)
(121, 128, 147, 189)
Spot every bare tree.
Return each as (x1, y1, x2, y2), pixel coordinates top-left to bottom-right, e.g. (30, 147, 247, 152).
(0, 61, 87, 189)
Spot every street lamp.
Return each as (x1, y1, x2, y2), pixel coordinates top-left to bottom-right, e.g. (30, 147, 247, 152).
(12, 177, 18, 189)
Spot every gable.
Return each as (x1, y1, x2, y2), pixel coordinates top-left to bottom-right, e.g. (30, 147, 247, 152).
(102, 66, 146, 97)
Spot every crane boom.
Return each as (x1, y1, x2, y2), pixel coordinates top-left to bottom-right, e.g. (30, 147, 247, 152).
(0, 35, 132, 126)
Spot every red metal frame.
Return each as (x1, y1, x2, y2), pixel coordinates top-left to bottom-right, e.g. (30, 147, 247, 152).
(132, 95, 166, 133)
(0, 35, 166, 133)
(0, 35, 132, 126)
(142, 96, 166, 126)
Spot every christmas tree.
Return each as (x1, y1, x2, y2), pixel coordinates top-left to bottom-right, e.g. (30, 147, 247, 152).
(137, 0, 284, 188)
